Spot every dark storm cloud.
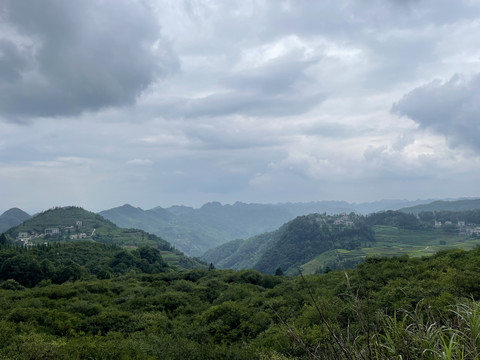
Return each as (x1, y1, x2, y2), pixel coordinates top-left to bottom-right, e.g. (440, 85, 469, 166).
(392, 74, 480, 151)
(0, 39, 29, 82)
(0, 0, 178, 120)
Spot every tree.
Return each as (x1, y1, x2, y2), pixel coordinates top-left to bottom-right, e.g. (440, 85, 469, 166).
(274, 267, 284, 276)
(0, 234, 9, 246)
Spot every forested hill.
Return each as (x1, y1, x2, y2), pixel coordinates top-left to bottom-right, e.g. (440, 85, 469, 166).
(0, 208, 31, 233)
(202, 213, 376, 274)
(4, 206, 205, 269)
(4, 244, 480, 358)
(400, 198, 480, 214)
(99, 204, 228, 257)
(0, 241, 170, 287)
(202, 208, 480, 274)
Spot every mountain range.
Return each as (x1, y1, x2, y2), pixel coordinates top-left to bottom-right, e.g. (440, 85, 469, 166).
(2, 197, 480, 260)
(99, 202, 295, 256)
(99, 199, 437, 256)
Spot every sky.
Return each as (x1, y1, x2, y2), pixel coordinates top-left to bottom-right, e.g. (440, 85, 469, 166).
(1, 0, 480, 214)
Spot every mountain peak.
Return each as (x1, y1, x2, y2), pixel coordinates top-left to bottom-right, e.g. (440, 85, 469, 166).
(0, 207, 32, 233)
(201, 201, 223, 209)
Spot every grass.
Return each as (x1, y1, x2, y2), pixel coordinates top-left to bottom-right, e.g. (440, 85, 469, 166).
(291, 275, 480, 359)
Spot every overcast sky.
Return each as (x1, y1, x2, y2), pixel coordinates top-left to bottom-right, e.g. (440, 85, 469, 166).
(1, 0, 480, 213)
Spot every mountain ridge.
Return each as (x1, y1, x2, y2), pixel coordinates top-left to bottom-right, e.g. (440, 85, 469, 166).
(399, 198, 480, 214)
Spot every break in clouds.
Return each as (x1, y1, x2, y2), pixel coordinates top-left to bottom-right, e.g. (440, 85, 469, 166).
(0, 0, 178, 120)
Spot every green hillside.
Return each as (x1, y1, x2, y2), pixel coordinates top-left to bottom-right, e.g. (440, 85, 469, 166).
(5, 206, 205, 269)
(202, 213, 376, 274)
(204, 210, 480, 275)
(3, 247, 480, 358)
(0, 241, 169, 287)
(99, 204, 228, 257)
(202, 231, 277, 270)
(400, 198, 480, 214)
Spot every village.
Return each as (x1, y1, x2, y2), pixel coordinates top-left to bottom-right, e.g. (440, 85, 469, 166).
(15, 220, 93, 246)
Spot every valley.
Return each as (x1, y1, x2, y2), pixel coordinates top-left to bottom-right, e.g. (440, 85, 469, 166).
(2, 198, 480, 359)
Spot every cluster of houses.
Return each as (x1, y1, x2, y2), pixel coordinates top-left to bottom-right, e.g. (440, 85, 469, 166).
(433, 220, 480, 235)
(333, 215, 355, 227)
(16, 220, 90, 246)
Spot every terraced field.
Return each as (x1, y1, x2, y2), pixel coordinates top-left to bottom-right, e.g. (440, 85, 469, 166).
(299, 225, 480, 274)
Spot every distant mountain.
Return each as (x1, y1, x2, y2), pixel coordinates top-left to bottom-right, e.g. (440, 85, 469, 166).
(0, 208, 31, 233)
(277, 199, 435, 216)
(202, 213, 376, 274)
(6, 206, 204, 269)
(99, 204, 228, 257)
(166, 205, 195, 216)
(399, 199, 480, 214)
(101, 199, 442, 257)
(101, 202, 296, 257)
(176, 201, 294, 240)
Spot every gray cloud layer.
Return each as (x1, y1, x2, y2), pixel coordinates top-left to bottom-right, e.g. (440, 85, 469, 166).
(0, 0, 178, 120)
(393, 74, 480, 152)
(2, 0, 480, 212)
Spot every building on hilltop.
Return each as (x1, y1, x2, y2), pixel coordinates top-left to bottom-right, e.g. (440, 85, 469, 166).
(45, 228, 60, 235)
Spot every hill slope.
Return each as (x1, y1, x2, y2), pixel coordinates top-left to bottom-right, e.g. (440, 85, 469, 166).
(99, 204, 228, 257)
(202, 213, 375, 274)
(400, 198, 480, 214)
(0, 208, 31, 233)
(6, 206, 204, 269)
(175, 201, 295, 240)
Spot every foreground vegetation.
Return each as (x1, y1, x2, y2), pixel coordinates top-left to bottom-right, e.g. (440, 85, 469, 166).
(3, 241, 480, 358)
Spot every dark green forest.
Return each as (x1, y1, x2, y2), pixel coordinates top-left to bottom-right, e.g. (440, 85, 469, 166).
(3, 236, 480, 359)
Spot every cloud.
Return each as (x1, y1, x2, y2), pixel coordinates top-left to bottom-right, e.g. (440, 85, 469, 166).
(0, 0, 178, 121)
(392, 74, 480, 152)
(149, 34, 326, 119)
(127, 158, 153, 166)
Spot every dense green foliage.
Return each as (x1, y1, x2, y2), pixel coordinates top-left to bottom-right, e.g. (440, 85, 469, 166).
(255, 214, 375, 274)
(203, 213, 376, 274)
(3, 247, 480, 358)
(365, 210, 422, 230)
(0, 242, 169, 287)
